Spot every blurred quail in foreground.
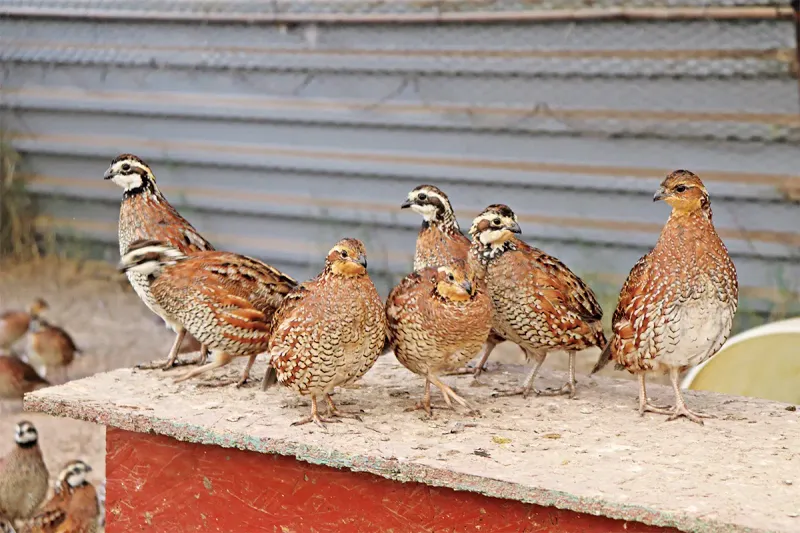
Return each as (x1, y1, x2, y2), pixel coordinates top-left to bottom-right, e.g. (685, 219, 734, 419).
(591, 171, 738, 424)
(401, 185, 507, 375)
(0, 353, 49, 401)
(266, 238, 386, 428)
(105, 154, 214, 369)
(26, 319, 80, 384)
(20, 460, 99, 533)
(386, 260, 492, 416)
(469, 205, 606, 399)
(0, 300, 48, 349)
(119, 240, 296, 387)
(0, 422, 48, 522)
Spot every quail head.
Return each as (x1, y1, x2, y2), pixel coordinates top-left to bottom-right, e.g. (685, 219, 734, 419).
(266, 238, 386, 429)
(0, 299, 48, 349)
(591, 171, 738, 424)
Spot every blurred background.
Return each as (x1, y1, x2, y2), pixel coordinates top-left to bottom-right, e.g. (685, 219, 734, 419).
(0, 0, 798, 525)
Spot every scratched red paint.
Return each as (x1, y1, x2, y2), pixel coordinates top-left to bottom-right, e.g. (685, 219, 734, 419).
(106, 428, 679, 533)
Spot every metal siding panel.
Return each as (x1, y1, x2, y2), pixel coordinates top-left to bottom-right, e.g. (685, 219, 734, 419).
(1, 6, 798, 314)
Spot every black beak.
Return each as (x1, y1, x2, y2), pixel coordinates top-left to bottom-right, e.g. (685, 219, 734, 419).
(507, 221, 522, 234)
(400, 199, 413, 209)
(653, 187, 667, 202)
(116, 260, 128, 273)
(357, 254, 367, 268)
(103, 165, 115, 180)
(461, 279, 473, 294)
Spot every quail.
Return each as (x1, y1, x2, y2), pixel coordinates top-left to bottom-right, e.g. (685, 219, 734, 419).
(25, 319, 80, 384)
(386, 260, 492, 415)
(0, 514, 15, 533)
(118, 239, 296, 386)
(469, 204, 606, 399)
(591, 171, 738, 424)
(0, 300, 48, 349)
(265, 238, 386, 428)
(104, 153, 214, 370)
(401, 184, 507, 375)
(0, 422, 49, 522)
(20, 460, 99, 533)
(0, 353, 49, 400)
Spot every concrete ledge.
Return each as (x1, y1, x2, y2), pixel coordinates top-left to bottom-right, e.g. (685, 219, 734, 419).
(25, 355, 800, 533)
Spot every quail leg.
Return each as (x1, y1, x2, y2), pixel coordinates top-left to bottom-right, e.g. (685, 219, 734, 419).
(405, 379, 433, 417)
(197, 355, 256, 388)
(292, 395, 340, 430)
(198, 345, 209, 365)
(537, 351, 578, 398)
(666, 367, 715, 425)
(324, 394, 363, 421)
(173, 352, 234, 384)
(136, 329, 193, 370)
(472, 336, 499, 378)
(428, 373, 478, 414)
(637, 373, 672, 415)
(492, 351, 546, 399)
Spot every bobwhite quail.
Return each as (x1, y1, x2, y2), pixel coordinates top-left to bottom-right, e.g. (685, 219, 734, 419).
(25, 319, 80, 384)
(0, 300, 48, 349)
(386, 260, 492, 416)
(104, 153, 214, 370)
(0, 422, 49, 522)
(0, 353, 49, 400)
(21, 460, 99, 533)
(591, 171, 738, 424)
(118, 239, 297, 386)
(265, 238, 386, 428)
(469, 204, 606, 399)
(401, 184, 507, 375)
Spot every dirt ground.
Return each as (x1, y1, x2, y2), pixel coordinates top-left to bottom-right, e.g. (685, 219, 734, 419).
(0, 256, 639, 525)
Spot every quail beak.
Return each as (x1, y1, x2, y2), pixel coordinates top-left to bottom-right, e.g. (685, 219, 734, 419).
(357, 254, 368, 268)
(461, 279, 473, 295)
(400, 199, 414, 209)
(653, 187, 668, 202)
(103, 165, 115, 180)
(116, 260, 129, 273)
(507, 221, 522, 234)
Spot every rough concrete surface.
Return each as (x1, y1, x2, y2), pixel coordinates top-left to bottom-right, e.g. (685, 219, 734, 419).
(25, 354, 800, 533)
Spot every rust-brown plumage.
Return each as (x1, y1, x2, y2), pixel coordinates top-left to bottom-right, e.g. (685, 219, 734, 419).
(0, 300, 48, 349)
(591, 171, 738, 424)
(0, 354, 49, 400)
(20, 460, 99, 533)
(469, 205, 606, 399)
(105, 154, 214, 369)
(401, 185, 507, 375)
(25, 319, 79, 384)
(118, 240, 297, 386)
(0, 422, 49, 522)
(386, 260, 492, 415)
(266, 238, 386, 428)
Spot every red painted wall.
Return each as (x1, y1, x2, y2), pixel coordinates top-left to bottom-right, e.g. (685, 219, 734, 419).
(106, 428, 679, 533)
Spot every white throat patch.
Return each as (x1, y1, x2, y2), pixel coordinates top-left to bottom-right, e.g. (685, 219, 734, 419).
(411, 203, 438, 222)
(111, 173, 144, 191)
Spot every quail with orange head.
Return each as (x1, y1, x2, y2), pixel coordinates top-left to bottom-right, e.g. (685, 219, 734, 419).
(591, 171, 738, 424)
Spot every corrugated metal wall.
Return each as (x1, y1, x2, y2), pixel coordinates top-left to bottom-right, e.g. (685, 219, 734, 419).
(1, 0, 798, 314)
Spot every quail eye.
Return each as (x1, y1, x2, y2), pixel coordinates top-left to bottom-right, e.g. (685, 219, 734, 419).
(121, 163, 131, 172)
(418, 193, 427, 201)
(493, 218, 501, 225)
(340, 250, 348, 258)
(448, 273, 455, 281)
(675, 185, 687, 193)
